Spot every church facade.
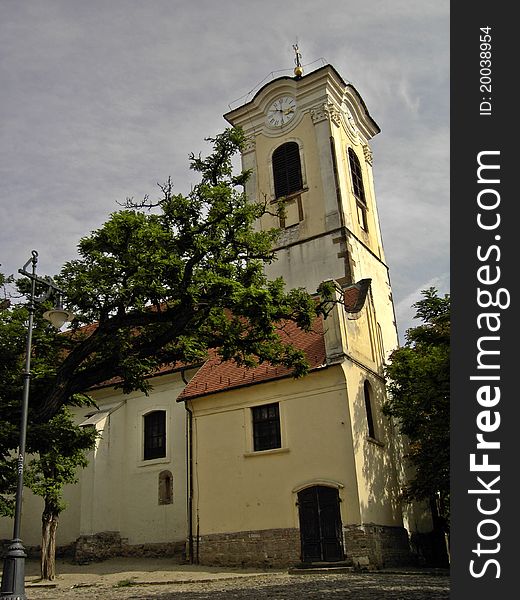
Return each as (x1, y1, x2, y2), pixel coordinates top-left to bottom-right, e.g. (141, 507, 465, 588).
(1, 64, 432, 568)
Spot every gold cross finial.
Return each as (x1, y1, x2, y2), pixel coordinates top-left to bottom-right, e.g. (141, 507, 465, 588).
(293, 43, 303, 78)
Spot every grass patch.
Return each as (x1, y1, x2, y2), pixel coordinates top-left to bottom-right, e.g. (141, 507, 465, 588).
(113, 578, 138, 588)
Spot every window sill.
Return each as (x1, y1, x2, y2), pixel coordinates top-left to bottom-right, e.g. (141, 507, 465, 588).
(366, 436, 385, 448)
(270, 188, 309, 203)
(138, 456, 170, 467)
(244, 447, 290, 458)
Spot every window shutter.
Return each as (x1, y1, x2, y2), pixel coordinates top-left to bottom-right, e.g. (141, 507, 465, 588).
(273, 142, 303, 198)
(348, 148, 366, 204)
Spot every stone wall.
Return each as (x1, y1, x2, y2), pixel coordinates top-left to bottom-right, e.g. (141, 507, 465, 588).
(181, 523, 413, 569)
(196, 528, 301, 568)
(1, 539, 75, 560)
(343, 524, 412, 568)
(194, 525, 413, 569)
(73, 531, 185, 563)
(3, 525, 414, 569)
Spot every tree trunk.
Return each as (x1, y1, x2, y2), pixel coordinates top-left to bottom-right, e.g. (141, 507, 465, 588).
(41, 499, 59, 580)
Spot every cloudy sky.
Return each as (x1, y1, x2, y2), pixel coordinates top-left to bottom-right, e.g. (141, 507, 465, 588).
(0, 0, 449, 342)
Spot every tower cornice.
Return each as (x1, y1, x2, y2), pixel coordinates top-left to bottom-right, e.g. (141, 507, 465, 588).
(224, 64, 380, 142)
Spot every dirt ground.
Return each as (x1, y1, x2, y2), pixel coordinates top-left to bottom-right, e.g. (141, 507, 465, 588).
(1, 557, 450, 600)
(20, 556, 269, 587)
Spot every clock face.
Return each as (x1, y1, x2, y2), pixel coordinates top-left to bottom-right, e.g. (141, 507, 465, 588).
(266, 96, 297, 128)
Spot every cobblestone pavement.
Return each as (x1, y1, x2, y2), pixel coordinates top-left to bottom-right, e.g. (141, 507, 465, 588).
(25, 571, 450, 600)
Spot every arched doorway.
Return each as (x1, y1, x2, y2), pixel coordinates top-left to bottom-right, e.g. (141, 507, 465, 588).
(297, 486, 344, 563)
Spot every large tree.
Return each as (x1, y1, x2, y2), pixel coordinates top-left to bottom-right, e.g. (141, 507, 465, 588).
(0, 277, 98, 580)
(25, 409, 97, 580)
(383, 288, 450, 533)
(1, 127, 335, 577)
(34, 127, 327, 423)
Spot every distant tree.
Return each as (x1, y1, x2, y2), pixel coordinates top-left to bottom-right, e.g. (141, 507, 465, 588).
(1, 127, 337, 578)
(383, 288, 450, 532)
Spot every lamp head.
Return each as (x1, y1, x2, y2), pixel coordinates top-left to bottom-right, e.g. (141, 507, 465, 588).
(43, 308, 75, 329)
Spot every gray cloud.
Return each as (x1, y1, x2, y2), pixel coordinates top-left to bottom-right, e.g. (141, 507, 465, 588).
(0, 0, 449, 341)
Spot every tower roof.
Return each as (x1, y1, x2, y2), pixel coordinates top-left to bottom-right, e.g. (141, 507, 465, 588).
(224, 63, 380, 139)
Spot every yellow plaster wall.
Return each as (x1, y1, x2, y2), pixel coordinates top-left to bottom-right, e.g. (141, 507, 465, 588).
(255, 113, 326, 241)
(190, 363, 402, 538)
(340, 361, 403, 527)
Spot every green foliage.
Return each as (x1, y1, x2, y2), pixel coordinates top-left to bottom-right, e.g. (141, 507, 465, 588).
(0, 127, 326, 516)
(113, 579, 138, 588)
(383, 288, 450, 522)
(25, 407, 98, 515)
(0, 294, 98, 515)
(27, 127, 323, 421)
(0, 455, 16, 517)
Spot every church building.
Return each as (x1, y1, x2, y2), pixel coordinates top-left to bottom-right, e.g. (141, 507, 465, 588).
(1, 62, 432, 568)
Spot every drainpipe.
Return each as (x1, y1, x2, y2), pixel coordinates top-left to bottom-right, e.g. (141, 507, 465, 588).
(181, 367, 194, 565)
(184, 402, 194, 564)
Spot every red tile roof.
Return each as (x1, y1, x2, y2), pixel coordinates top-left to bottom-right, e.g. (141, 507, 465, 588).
(343, 278, 371, 313)
(177, 317, 327, 401)
(79, 279, 371, 395)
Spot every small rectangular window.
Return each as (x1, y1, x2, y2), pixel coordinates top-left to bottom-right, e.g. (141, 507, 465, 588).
(144, 411, 166, 460)
(252, 403, 281, 451)
(357, 202, 368, 231)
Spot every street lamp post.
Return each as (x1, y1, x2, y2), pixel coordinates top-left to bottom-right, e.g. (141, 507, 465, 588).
(1, 251, 73, 600)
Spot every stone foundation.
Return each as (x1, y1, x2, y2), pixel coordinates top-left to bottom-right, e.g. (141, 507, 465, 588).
(3, 524, 413, 570)
(195, 524, 412, 569)
(1, 539, 75, 560)
(343, 524, 412, 568)
(196, 528, 301, 568)
(73, 531, 186, 563)
(2, 532, 186, 564)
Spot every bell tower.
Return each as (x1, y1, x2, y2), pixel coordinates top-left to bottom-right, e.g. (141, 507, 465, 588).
(224, 63, 399, 360)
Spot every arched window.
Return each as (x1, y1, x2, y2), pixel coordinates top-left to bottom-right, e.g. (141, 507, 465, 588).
(158, 470, 173, 505)
(348, 148, 368, 231)
(272, 142, 303, 199)
(363, 380, 376, 439)
(144, 410, 166, 460)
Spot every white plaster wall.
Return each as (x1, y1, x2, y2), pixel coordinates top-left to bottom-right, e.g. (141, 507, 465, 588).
(0, 372, 189, 549)
(118, 374, 187, 544)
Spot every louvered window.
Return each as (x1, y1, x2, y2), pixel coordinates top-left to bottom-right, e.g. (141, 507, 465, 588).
(348, 148, 366, 203)
(272, 142, 303, 199)
(348, 148, 368, 230)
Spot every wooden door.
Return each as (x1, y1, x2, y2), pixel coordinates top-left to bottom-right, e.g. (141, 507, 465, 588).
(298, 486, 344, 563)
